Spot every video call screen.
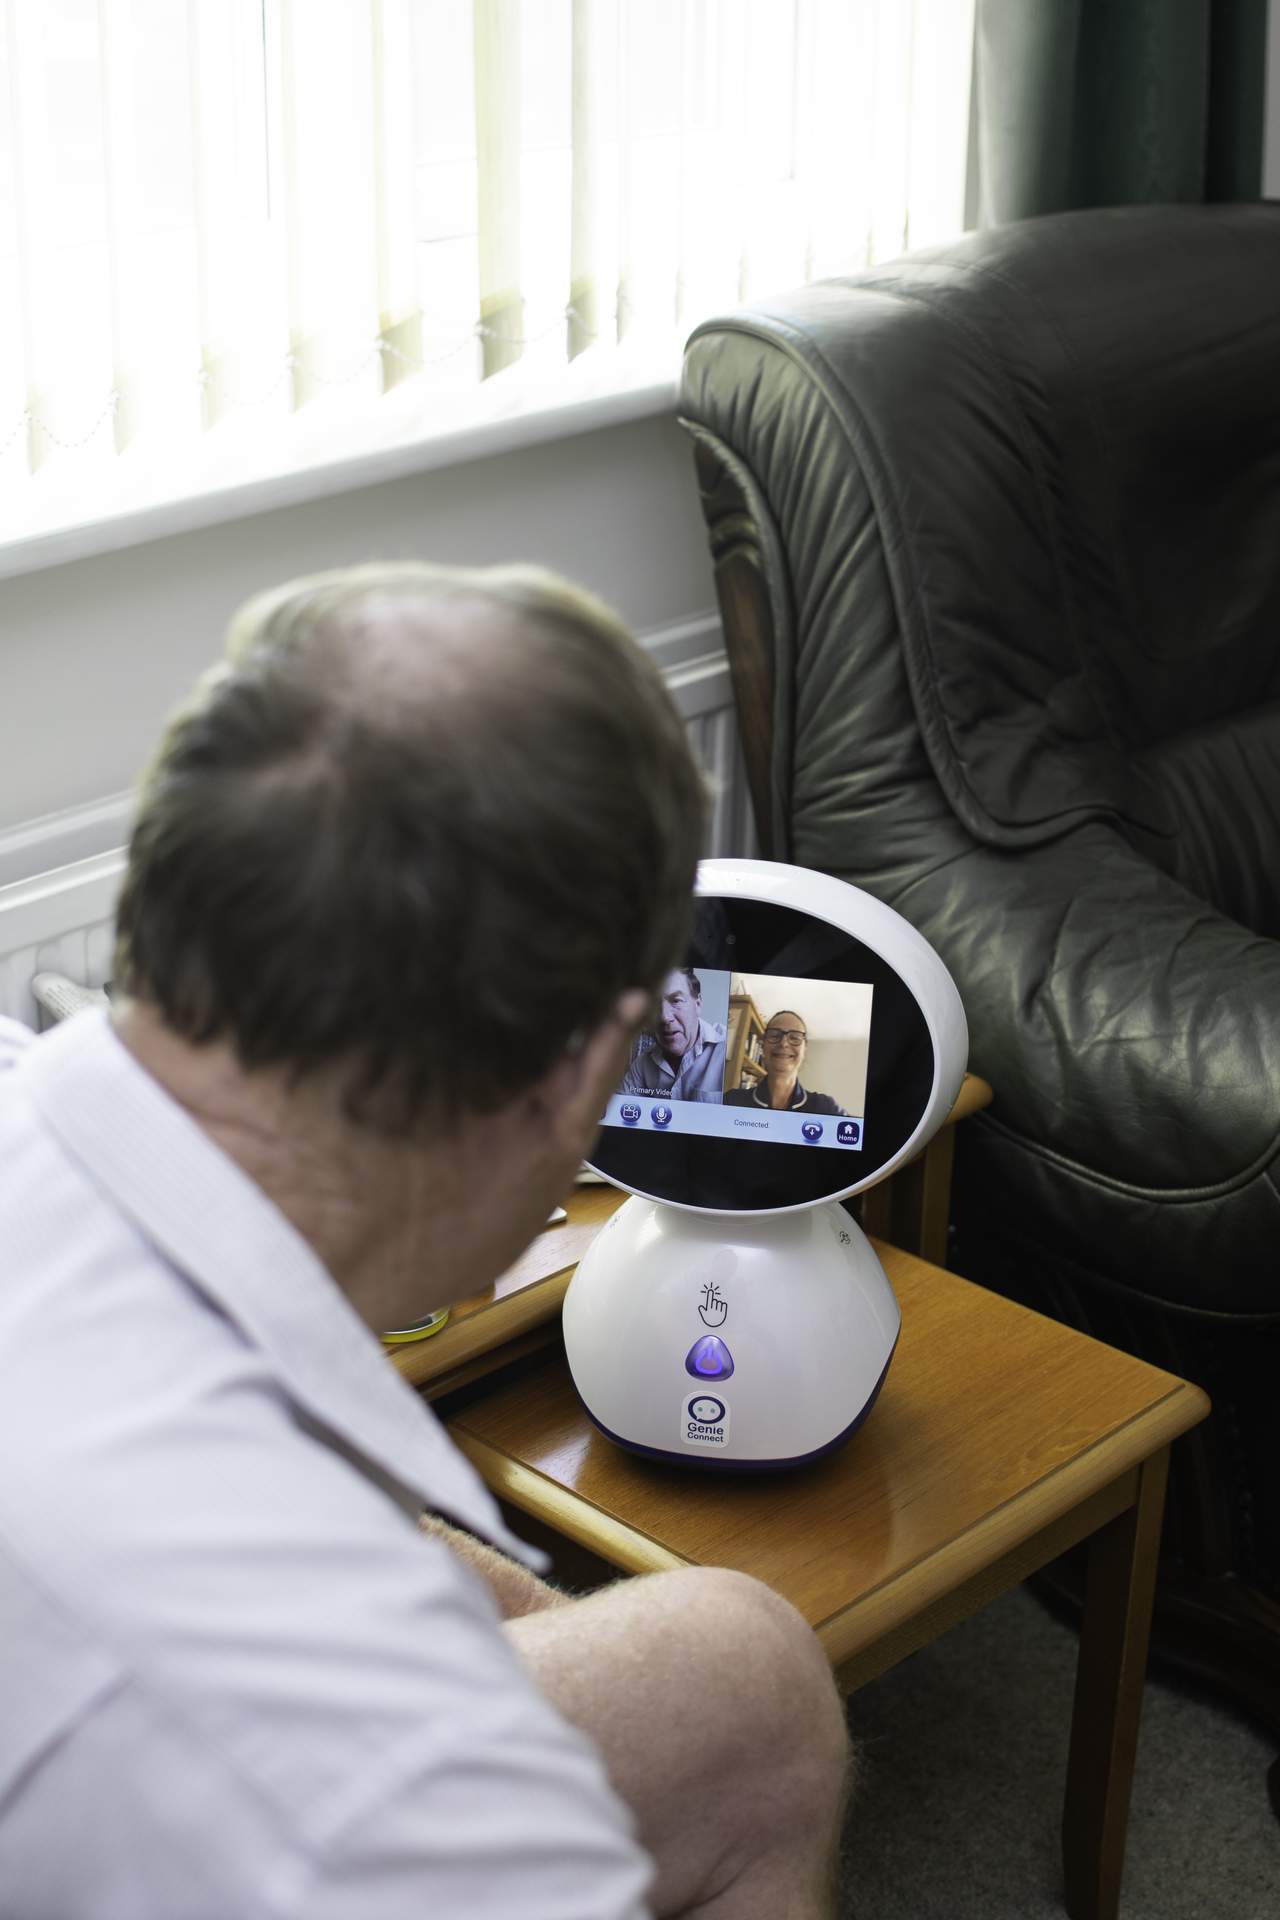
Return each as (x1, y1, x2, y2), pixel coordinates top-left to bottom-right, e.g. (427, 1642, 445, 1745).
(601, 967, 873, 1154)
(589, 897, 935, 1212)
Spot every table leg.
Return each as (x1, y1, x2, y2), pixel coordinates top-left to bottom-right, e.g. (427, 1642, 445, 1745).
(1061, 1448, 1170, 1920)
(859, 1127, 956, 1265)
(912, 1126, 955, 1268)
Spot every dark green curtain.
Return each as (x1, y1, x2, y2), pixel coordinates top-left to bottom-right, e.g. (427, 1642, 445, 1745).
(969, 0, 1270, 226)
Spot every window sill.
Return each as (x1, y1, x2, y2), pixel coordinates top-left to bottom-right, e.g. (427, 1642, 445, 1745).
(0, 347, 682, 585)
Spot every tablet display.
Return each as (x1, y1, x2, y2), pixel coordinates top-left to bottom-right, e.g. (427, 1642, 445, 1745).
(589, 896, 935, 1212)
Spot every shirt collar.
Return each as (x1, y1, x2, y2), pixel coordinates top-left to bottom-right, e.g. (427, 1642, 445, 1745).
(19, 1009, 544, 1568)
(683, 1027, 708, 1066)
(752, 1079, 807, 1109)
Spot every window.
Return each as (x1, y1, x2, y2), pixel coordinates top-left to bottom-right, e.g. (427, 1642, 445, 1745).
(0, 0, 975, 557)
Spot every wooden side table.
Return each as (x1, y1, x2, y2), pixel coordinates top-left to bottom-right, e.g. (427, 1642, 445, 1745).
(439, 1241, 1209, 1920)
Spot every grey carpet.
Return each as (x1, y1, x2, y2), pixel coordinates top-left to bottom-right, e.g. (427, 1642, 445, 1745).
(838, 1581, 1279, 1918)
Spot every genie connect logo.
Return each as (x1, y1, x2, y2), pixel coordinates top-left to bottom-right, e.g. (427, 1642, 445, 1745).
(687, 1395, 726, 1425)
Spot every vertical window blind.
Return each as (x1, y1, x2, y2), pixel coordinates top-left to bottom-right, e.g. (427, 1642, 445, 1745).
(0, 0, 975, 520)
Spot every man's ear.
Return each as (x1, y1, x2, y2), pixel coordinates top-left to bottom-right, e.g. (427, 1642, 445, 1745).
(527, 991, 650, 1153)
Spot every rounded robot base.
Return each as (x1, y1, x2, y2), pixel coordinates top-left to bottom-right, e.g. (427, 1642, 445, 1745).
(561, 1196, 901, 1470)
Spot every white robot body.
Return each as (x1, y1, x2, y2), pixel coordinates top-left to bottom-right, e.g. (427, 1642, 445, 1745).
(563, 1196, 900, 1468)
(562, 858, 967, 1470)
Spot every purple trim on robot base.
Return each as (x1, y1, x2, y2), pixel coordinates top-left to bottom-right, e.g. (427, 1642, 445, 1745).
(579, 1332, 900, 1474)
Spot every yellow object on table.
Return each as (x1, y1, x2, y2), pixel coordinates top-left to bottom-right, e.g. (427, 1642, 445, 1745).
(381, 1309, 450, 1346)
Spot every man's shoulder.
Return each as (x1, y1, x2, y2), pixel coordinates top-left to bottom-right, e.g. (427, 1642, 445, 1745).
(0, 1014, 36, 1068)
(0, 1021, 51, 1168)
(0, 1015, 130, 1232)
(0, 1293, 512, 1802)
(0, 1032, 117, 1315)
(0, 1182, 647, 1910)
(620, 1044, 661, 1091)
(0, 1401, 644, 1917)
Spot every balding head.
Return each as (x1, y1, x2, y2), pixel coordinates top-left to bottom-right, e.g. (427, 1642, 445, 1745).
(114, 563, 707, 1134)
(224, 563, 564, 712)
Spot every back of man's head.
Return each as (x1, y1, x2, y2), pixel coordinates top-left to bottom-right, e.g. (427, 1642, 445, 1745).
(113, 562, 706, 1134)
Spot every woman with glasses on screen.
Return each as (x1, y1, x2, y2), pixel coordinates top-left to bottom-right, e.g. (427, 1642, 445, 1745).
(724, 1012, 850, 1115)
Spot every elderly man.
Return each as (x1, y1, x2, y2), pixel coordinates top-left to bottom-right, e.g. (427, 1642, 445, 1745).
(0, 564, 849, 1919)
(620, 966, 727, 1103)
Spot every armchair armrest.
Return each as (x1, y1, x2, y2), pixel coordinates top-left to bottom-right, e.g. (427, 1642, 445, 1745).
(893, 820, 1280, 1314)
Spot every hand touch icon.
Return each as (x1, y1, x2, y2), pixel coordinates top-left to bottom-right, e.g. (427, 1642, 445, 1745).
(698, 1283, 728, 1327)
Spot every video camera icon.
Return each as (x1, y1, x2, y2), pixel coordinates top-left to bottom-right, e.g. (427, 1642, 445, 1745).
(837, 1120, 861, 1146)
(618, 1102, 642, 1124)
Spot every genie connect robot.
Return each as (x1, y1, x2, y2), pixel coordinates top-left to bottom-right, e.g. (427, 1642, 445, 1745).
(562, 859, 968, 1469)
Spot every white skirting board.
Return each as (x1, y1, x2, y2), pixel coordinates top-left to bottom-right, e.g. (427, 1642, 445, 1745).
(0, 619, 755, 1029)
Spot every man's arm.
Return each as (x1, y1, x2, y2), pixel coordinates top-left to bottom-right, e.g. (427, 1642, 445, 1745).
(419, 1512, 570, 1618)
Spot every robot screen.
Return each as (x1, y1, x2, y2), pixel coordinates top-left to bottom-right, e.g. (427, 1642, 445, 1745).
(587, 892, 937, 1213)
(602, 968, 873, 1155)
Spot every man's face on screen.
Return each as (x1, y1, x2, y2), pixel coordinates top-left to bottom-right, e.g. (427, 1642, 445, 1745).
(656, 970, 701, 1063)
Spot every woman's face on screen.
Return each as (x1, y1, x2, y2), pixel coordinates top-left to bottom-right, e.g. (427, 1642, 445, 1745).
(763, 1016, 806, 1066)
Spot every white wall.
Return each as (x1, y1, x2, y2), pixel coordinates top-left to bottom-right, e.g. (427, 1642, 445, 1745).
(0, 410, 718, 835)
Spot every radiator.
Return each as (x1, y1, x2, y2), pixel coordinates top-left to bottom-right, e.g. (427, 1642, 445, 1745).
(0, 622, 754, 1029)
(0, 851, 124, 1031)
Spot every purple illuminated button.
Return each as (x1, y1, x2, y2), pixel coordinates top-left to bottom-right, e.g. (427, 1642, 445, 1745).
(685, 1335, 734, 1381)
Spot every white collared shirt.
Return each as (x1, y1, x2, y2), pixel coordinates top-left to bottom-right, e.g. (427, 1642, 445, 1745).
(0, 1011, 652, 1919)
(620, 1019, 728, 1102)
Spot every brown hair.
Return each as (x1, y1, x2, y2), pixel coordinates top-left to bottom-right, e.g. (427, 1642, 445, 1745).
(113, 563, 707, 1133)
